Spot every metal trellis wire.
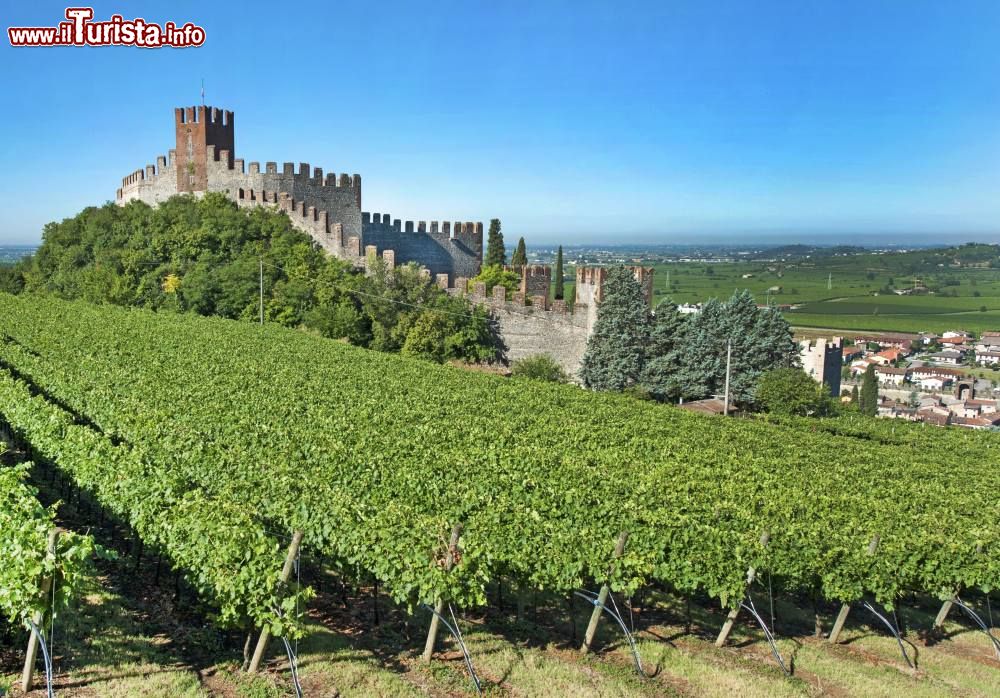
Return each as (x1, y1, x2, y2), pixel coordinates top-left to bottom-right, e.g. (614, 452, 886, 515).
(26, 619, 56, 698)
(952, 596, 1000, 659)
(739, 594, 789, 675)
(574, 589, 647, 677)
(420, 602, 482, 695)
(860, 601, 914, 669)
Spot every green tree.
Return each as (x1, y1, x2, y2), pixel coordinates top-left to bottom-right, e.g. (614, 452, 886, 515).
(554, 246, 565, 300)
(673, 290, 799, 405)
(484, 218, 505, 267)
(467, 264, 519, 297)
(859, 364, 878, 416)
(511, 354, 569, 383)
(579, 266, 651, 391)
(851, 384, 859, 404)
(756, 368, 832, 417)
(639, 299, 688, 401)
(511, 237, 527, 268)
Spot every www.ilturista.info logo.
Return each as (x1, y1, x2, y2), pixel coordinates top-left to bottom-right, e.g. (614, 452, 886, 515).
(8, 7, 205, 48)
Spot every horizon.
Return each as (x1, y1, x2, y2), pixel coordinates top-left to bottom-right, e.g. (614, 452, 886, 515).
(2, 1, 1000, 245)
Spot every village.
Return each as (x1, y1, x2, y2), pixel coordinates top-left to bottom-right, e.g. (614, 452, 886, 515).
(801, 329, 1000, 429)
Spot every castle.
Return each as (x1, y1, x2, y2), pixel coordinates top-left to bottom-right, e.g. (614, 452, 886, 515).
(117, 105, 483, 285)
(116, 105, 656, 376)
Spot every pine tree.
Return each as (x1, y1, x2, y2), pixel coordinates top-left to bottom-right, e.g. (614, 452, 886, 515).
(860, 364, 878, 416)
(511, 237, 527, 268)
(673, 290, 799, 405)
(640, 298, 688, 400)
(484, 218, 505, 268)
(554, 246, 565, 300)
(579, 266, 652, 390)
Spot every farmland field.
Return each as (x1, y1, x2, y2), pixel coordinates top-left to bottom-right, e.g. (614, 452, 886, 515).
(559, 244, 1000, 335)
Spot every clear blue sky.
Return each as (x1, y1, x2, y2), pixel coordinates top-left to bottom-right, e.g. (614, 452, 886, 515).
(2, 0, 1000, 245)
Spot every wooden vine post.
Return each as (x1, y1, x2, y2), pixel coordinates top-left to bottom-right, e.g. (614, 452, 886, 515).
(828, 534, 880, 644)
(932, 598, 954, 629)
(22, 528, 61, 693)
(247, 530, 304, 674)
(580, 531, 629, 655)
(933, 544, 984, 633)
(422, 523, 463, 663)
(715, 530, 770, 647)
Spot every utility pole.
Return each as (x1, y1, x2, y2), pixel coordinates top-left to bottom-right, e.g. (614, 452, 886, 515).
(827, 273, 832, 291)
(259, 257, 264, 325)
(723, 339, 732, 416)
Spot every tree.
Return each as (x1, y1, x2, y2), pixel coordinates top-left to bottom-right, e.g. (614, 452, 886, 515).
(757, 368, 832, 417)
(511, 354, 569, 383)
(467, 264, 519, 297)
(484, 218, 505, 267)
(859, 364, 878, 416)
(579, 266, 651, 391)
(511, 237, 527, 268)
(554, 246, 565, 300)
(673, 290, 799, 405)
(851, 384, 859, 404)
(639, 299, 688, 401)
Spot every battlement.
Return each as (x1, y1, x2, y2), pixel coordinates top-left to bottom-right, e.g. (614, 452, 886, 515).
(175, 105, 234, 127)
(116, 104, 483, 287)
(362, 213, 482, 239)
(575, 265, 654, 308)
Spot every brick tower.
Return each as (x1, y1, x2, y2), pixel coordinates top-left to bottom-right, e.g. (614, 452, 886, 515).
(174, 106, 234, 193)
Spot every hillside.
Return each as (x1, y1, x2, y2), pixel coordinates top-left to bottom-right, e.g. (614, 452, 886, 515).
(0, 294, 997, 695)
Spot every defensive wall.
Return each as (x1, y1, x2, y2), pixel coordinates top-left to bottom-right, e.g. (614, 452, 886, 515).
(449, 264, 656, 378)
(117, 105, 481, 285)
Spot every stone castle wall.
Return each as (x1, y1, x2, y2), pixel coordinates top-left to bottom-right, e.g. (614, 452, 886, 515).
(116, 105, 481, 285)
(452, 264, 656, 380)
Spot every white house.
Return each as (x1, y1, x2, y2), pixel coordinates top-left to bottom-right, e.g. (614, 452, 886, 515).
(975, 349, 1000, 365)
(875, 366, 907, 386)
(919, 375, 953, 391)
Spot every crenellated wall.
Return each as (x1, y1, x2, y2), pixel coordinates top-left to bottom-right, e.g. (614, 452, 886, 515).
(362, 214, 483, 282)
(452, 264, 656, 380)
(116, 105, 482, 285)
(450, 273, 588, 377)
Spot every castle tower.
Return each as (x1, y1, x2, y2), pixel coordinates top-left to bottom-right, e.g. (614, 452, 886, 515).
(799, 337, 843, 397)
(174, 106, 234, 193)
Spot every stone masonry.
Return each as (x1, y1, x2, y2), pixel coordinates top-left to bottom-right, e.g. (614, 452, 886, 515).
(453, 264, 656, 379)
(799, 336, 843, 396)
(117, 105, 482, 285)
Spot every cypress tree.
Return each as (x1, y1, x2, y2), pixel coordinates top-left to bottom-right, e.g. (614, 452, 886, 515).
(579, 266, 651, 390)
(554, 246, 565, 300)
(860, 364, 878, 416)
(484, 218, 505, 268)
(851, 384, 859, 404)
(511, 237, 527, 268)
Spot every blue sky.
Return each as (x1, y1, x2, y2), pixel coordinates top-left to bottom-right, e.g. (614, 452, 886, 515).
(2, 0, 1000, 245)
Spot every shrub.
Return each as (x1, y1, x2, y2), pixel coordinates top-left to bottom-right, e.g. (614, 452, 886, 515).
(511, 354, 569, 383)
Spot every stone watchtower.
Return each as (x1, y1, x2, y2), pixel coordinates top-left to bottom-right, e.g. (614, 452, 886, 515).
(174, 106, 234, 193)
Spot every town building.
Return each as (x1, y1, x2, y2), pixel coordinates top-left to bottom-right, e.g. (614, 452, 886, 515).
(799, 337, 843, 396)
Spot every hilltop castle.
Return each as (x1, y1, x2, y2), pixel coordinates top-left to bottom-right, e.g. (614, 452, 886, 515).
(117, 105, 483, 285)
(116, 105, 657, 376)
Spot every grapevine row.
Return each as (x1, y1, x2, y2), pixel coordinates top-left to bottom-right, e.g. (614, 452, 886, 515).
(0, 294, 995, 621)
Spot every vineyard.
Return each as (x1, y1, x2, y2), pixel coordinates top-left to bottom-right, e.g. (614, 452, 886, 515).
(0, 292, 998, 694)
